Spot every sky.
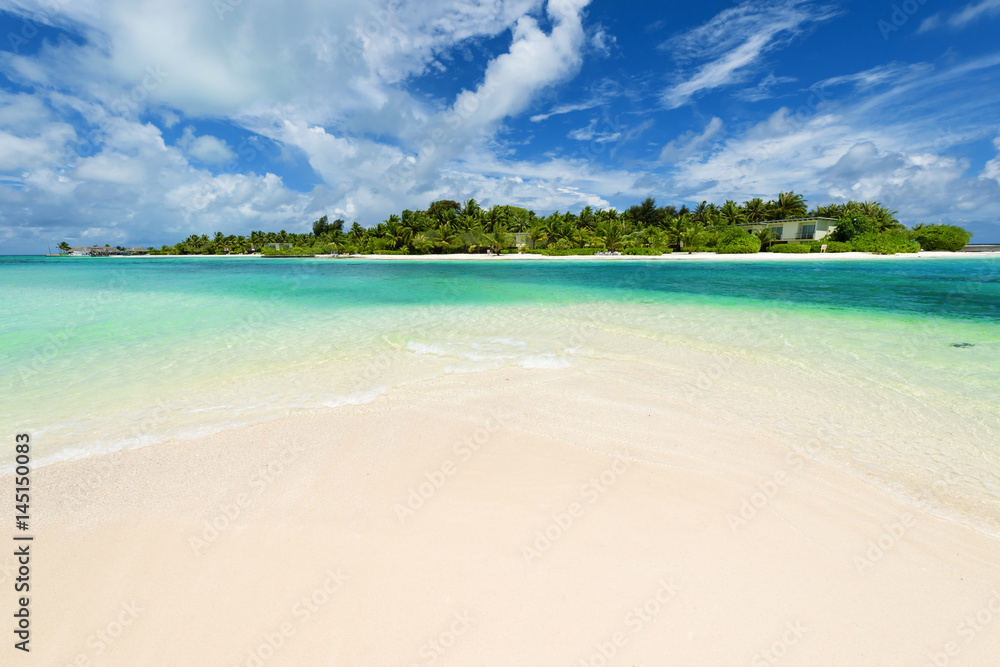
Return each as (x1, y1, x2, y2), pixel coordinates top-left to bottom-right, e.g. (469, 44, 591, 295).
(1, 0, 999, 252)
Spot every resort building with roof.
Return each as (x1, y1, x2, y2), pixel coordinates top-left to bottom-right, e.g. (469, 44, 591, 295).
(736, 217, 839, 244)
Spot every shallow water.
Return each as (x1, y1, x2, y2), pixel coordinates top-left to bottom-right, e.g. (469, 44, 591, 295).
(2, 255, 998, 532)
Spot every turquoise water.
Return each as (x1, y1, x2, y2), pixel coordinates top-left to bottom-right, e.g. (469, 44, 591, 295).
(2, 255, 999, 531)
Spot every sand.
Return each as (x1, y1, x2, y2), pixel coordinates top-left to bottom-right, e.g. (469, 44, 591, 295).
(111, 250, 1000, 261)
(6, 366, 1000, 666)
(345, 251, 997, 261)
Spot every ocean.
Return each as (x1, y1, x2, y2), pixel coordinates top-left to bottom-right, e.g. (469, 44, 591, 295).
(2, 255, 998, 533)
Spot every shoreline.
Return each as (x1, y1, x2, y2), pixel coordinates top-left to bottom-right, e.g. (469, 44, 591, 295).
(35, 250, 1000, 261)
(7, 366, 1000, 665)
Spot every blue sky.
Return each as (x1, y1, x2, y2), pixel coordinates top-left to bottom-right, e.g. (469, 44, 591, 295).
(1, 0, 998, 252)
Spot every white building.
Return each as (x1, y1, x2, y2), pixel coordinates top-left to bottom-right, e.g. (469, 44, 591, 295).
(737, 217, 839, 244)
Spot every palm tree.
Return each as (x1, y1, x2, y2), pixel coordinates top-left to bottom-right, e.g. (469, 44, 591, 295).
(411, 232, 433, 254)
(719, 200, 746, 226)
(692, 201, 710, 224)
(743, 198, 767, 223)
(773, 191, 807, 220)
(665, 215, 691, 249)
(58, 241, 71, 252)
(596, 220, 627, 252)
(483, 223, 512, 253)
(679, 221, 706, 253)
(752, 227, 776, 250)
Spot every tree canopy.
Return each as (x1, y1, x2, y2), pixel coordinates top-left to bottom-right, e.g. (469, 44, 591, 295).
(138, 193, 967, 256)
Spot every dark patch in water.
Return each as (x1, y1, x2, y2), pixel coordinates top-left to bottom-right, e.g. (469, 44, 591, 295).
(950, 343, 975, 348)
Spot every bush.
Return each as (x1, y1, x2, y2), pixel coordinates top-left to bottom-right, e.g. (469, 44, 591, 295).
(911, 224, 972, 251)
(851, 231, 919, 255)
(283, 246, 317, 255)
(771, 243, 811, 253)
(830, 214, 878, 242)
(808, 241, 853, 253)
(622, 247, 663, 255)
(717, 234, 762, 254)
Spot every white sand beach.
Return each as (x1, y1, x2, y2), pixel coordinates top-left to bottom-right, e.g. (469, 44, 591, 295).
(346, 250, 999, 261)
(11, 365, 1000, 666)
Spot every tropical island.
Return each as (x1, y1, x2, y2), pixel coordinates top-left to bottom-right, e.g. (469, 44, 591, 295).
(64, 192, 973, 257)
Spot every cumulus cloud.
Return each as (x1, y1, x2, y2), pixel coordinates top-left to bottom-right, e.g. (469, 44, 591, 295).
(0, 0, 604, 250)
(445, 0, 589, 134)
(982, 137, 1000, 183)
(1, 0, 999, 250)
(176, 127, 236, 165)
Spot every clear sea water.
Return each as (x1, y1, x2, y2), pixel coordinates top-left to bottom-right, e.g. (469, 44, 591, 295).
(2, 255, 998, 532)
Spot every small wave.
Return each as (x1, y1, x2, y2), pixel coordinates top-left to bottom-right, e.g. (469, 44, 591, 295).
(519, 354, 572, 369)
(322, 388, 387, 408)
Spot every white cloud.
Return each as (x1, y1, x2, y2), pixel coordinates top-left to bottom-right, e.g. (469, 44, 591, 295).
(982, 136, 1000, 183)
(590, 25, 615, 56)
(529, 79, 618, 122)
(1, 0, 999, 250)
(176, 127, 236, 165)
(661, 0, 840, 109)
(737, 73, 797, 102)
(0, 0, 603, 250)
(530, 101, 600, 122)
(445, 0, 590, 134)
(815, 62, 923, 89)
(568, 119, 620, 143)
(917, 0, 1000, 32)
(659, 117, 724, 162)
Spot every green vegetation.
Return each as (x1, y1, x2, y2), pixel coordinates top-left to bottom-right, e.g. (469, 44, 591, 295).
(808, 241, 852, 253)
(130, 193, 971, 257)
(851, 231, 920, 255)
(910, 224, 973, 252)
(716, 227, 761, 254)
(771, 243, 811, 253)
